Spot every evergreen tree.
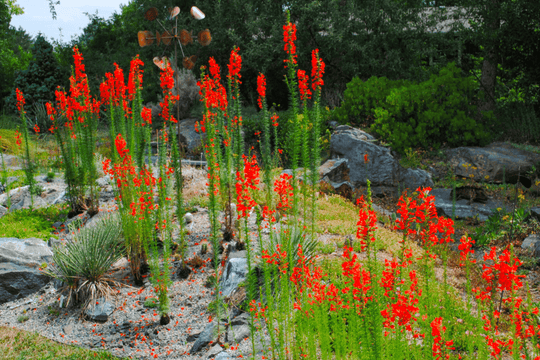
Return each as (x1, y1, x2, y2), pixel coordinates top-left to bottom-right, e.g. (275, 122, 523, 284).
(4, 34, 68, 115)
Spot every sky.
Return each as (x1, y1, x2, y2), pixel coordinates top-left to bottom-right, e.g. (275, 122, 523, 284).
(9, 0, 128, 43)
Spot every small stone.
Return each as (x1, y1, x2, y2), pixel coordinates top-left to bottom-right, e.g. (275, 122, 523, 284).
(184, 212, 194, 224)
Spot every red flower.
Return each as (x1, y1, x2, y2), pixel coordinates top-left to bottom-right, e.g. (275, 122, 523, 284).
(430, 317, 454, 360)
(235, 154, 260, 218)
(141, 107, 152, 126)
(33, 124, 40, 133)
(15, 130, 21, 149)
(72, 46, 86, 81)
(274, 173, 293, 212)
(311, 49, 325, 91)
(458, 236, 476, 266)
(356, 196, 377, 252)
(227, 46, 242, 83)
(283, 22, 297, 67)
(208, 57, 222, 85)
(128, 55, 144, 101)
(15, 88, 25, 113)
(115, 134, 129, 159)
(364, 153, 369, 163)
(271, 114, 279, 127)
(297, 69, 311, 101)
(160, 64, 175, 91)
(100, 80, 111, 106)
(257, 73, 266, 110)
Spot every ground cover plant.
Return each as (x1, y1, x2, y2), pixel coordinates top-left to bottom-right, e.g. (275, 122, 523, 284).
(1, 9, 540, 360)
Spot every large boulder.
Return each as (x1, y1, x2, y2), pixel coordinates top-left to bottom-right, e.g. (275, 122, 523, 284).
(0, 237, 53, 305)
(330, 125, 433, 191)
(445, 142, 540, 187)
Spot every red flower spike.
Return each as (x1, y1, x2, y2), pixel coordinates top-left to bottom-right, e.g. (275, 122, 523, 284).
(311, 49, 325, 91)
(297, 69, 311, 101)
(283, 22, 297, 67)
(227, 47, 242, 84)
(257, 73, 266, 110)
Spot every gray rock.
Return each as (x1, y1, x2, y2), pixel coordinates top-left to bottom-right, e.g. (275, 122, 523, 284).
(51, 190, 67, 205)
(189, 320, 226, 354)
(0, 155, 23, 169)
(95, 176, 110, 187)
(0, 185, 29, 207)
(219, 258, 248, 298)
(85, 297, 115, 322)
(429, 188, 508, 221)
(206, 344, 225, 358)
(0, 205, 7, 218)
(9, 191, 48, 211)
(177, 118, 207, 155)
(330, 126, 433, 191)
(215, 352, 234, 359)
(0, 237, 53, 305)
(318, 159, 349, 183)
(522, 234, 540, 258)
(529, 207, 540, 222)
(445, 142, 540, 187)
(226, 313, 251, 344)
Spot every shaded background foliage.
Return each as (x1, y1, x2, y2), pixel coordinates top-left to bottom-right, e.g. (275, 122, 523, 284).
(0, 0, 538, 145)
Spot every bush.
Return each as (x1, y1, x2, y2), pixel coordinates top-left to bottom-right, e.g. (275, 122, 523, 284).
(333, 76, 411, 126)
(370, 62, 490, 154)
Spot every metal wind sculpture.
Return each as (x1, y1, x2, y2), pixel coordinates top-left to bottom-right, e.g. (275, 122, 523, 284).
(137, 5, 210, 154)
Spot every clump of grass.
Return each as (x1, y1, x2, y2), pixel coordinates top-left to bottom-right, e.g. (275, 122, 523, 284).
(0, 203, 69, 239)
(17, 315, 29, 323)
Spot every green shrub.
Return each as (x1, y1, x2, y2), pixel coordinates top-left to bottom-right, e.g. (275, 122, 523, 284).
(370, 62, 490, 154)
(333, 76, 411, 126)
(17, 315, 29, 323)
(144, 298, 158, 308)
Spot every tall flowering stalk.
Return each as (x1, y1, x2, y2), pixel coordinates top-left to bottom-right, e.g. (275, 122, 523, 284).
(46, 46, 100, 216)
(235, 154, 260, 355)
(309, 49, 325, 238)
(283, 11, 301, 216)
(102, 132, 174, 324)
(198, 64, 224, 336)
(15, 88, 36, 208)
(256, 73, 273, 206)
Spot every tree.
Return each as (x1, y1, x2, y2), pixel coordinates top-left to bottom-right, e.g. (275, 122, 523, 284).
(4, 34, 69, 115)
(0, 0, 32, 113)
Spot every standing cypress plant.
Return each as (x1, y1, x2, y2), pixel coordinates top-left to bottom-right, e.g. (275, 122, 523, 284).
(45, 46, 100, 217)
(14, 89, 35, 207)
(256, 73, 273, 207)
(283, 10, 301, 217)
(309, 49, 325, 238)
(198, 64, 224, 337)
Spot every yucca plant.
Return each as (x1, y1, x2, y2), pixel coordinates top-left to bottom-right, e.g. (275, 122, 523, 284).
(267, 225, 318, 280)
(41, 213, 127, 311)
